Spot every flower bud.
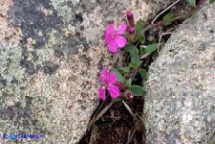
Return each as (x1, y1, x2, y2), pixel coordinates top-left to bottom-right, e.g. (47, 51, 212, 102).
(128, 27, 136, 43)
(129, 27, 135, 34)
(127, 11, 135, 28)
(124, 90, 134, 99)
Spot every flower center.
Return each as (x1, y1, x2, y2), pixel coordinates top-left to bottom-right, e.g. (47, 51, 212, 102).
(103, 83, 108, 89)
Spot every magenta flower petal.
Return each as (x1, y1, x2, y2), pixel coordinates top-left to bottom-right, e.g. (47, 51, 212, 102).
(108, 40, 118, 53)
(105, 33, 112, 44)
(105, 24, 115, 34)
(103, 67, 109, 78)
(109, 73, 117, 84)
(99, 73, 105, 82)
(100, 67, 109, 82)
(115, 36, 127, 48)
(107, 84, 120, 98)
(98, 87, 106, 100)
(116, 24, 127, 34)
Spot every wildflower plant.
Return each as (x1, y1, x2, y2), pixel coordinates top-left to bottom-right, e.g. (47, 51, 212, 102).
(98, 0, 215, 101)
(86, 2, 215, 142)
(98, 11, 154, 101)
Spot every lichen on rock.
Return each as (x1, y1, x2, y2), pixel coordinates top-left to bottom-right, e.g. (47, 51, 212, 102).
(0, 42, 25, 95)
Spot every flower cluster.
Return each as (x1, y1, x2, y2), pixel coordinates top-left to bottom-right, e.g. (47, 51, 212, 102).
(98, 23, 128, 100)
(99, 23, 128, 100)
(98, 11, 139, 100)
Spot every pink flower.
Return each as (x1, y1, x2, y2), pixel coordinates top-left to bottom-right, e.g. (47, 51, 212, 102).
(98, 68, 120, 100)
(105, 24, 127, 53)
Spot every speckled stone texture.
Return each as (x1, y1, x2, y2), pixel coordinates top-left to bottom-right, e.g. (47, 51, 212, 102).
(144, 3, 215, 144)
(0, 0, 174, 143)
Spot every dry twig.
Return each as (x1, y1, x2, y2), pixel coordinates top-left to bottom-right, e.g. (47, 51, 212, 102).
(122, 100, 135, 117)
(151, 0, 181, 24)
(87, 101, 113, 131)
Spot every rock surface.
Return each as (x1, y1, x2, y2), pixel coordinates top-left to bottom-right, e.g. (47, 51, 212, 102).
(0, 0, 175, 144)
(144, 2, 215, 144)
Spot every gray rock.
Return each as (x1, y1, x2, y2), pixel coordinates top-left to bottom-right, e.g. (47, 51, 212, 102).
(144, 3, 215, 144)
(0, 0, 174, 143)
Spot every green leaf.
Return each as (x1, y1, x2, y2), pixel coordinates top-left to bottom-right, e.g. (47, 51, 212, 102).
(111, 68, 125, 82)
(130, 85, 145, 96)
(128, 63, 134, 69)
(119, 67, 130, 73)
(135, 20, 145, 44)
(125, 44, 142, 68)
(209, 0, 215, 4)
(126, 78, 132, 88)
(135, 20, 143, 34)
(124, 44, 139, 55)
(140, 43, 158, 54)
(163, 12, 174, 26)
(140, 49, 146, 55)
(187, 0, 196, 7)
(139, 69, 148, 81)
(130, 52, 143, 68)
(130, 51, 139, 64)
(135, 61, 143, 68)
(138, 34, 145, 44)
